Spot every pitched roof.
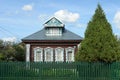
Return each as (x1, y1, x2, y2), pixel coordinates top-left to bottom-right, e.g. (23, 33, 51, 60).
(44, 17, 64, 27)
(22, 28, 83, 41)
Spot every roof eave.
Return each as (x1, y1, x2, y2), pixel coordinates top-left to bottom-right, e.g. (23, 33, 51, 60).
(22, 39, 82, 43)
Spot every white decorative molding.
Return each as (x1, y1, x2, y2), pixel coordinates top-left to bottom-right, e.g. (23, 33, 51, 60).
(46, 33, 62, 36)
(44, 47, 53, 62)
(55, 47, 64, 62)
(44, 24, 48, 26)
(34, 47, 43, 62)
(26, 44, 30, 62)
(65, 47, 75, 62)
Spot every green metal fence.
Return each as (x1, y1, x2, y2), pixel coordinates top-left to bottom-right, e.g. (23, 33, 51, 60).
(0, 62, 120, 80)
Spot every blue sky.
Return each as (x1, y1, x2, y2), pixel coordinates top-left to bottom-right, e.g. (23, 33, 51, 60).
(0, 0, 120, 42)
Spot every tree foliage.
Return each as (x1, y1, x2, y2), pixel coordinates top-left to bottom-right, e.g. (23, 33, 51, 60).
(0, 40, 25, 61)
(118, 38, 120, 49)
(76, 4, 120, 62)
(13, 43, 25, 61)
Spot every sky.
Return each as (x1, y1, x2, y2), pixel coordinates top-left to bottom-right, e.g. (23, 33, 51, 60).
(0, 0, 120, 42)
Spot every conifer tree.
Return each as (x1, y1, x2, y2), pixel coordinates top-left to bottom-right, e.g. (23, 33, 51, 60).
(76, 4, 120, 62)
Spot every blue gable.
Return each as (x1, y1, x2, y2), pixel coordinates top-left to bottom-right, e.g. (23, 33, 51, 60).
(44, 17, 64, 27)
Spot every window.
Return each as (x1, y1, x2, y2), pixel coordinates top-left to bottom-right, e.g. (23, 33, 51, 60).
(66, 47, 74, 62)
(34, 47, 43, 62)
(44, 47, 53, 62)
(46, 28, 62, 36)
(55, 47, 64, 62)
(67, 51, 72, 61)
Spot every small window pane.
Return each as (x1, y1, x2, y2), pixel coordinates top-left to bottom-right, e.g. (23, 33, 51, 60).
(55, 48, 64, 62)
(45, 48, 53, 62)
(34, 48, 42, 62)
(57, 50, 62, 61)
(46, 51, 51, 61)
(67, 51, 72, 61)
(46, 28, 62, 36)
(36, 50, 41, 61)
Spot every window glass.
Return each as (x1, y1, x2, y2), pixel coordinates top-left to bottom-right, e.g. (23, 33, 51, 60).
(36, 50, 41, 61)
(55, 48, 64, 62)
(46, 50, 52, 61)
(56, 49, 63, 61)
(45, 47, 53, 62)
(57, 50, 62, 60)
(34, 48, 43, 62)
(67, 51, 72, 61)
(46, 28, 62, 36)
(66, 47, 74, 62)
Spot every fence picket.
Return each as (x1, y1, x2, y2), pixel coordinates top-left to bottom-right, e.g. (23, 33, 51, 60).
(0, 62, 120, 80)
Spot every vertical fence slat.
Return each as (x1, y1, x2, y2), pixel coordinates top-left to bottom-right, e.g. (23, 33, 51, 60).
(0, 62, 120, 80)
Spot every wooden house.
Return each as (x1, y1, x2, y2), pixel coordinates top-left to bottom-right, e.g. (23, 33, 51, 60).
(22, 17, 82, 62)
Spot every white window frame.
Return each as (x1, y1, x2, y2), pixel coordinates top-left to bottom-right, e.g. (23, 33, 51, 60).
(46, 28, 62, 36)
(44, 47, 53, 62)
(65, 47, 75, 62)
(55, 47, 64, 62)
(34, 47, 43, 62)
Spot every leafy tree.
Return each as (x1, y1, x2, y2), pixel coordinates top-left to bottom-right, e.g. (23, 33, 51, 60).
(0, 39, 25, 61)
(4, 46, 16, 61)
(13, 43, 25, 61)
(118, 38, 120, 49)
(0, 40, 3, 48)
(76, 4, 120, 62)
(0, 53, 4, 61)
(0, 40, 5, 61)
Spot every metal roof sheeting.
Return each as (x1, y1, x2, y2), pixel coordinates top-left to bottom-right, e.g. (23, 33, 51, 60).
(22, 28, 83, 41)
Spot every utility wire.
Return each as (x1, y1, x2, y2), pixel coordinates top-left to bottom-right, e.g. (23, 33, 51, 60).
(0, 26, 16, 36)
(0, 26, 21, 42)
(0, 28, 12, 36)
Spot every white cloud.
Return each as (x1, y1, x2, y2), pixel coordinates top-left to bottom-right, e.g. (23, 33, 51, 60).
(114, 11, 120, 29)
(22, 4, 33, 11)
(54, 10, 80, 23)
(2, 37, 17, 42)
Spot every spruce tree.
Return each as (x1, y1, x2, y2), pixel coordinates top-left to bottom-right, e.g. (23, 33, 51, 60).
(76, 4, 120, 62)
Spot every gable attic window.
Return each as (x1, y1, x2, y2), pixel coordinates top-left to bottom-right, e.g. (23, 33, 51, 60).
(44, 17, 64, 36)
(46, 28, 62, 36)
